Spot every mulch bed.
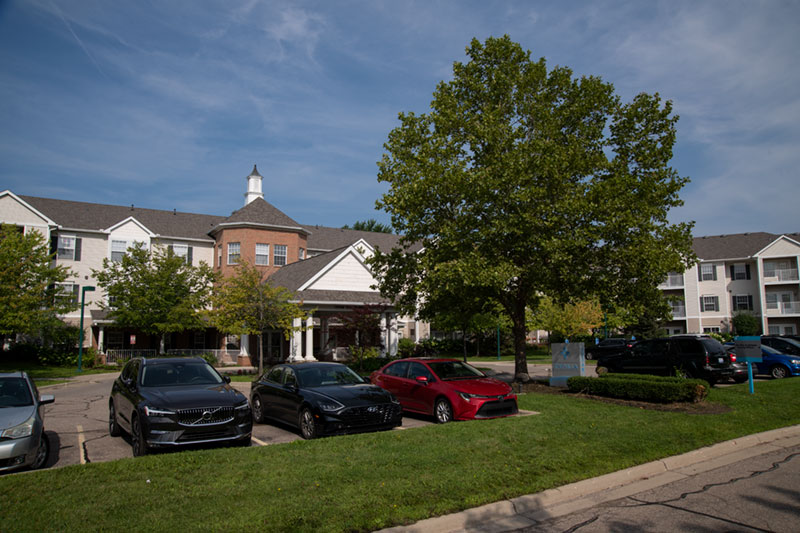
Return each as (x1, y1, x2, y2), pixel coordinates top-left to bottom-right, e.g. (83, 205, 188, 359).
(517, 381, 732, 415)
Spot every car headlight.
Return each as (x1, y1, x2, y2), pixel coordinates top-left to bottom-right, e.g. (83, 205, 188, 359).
(0, 414, 34, 439)
(143, 406, 176, 417)
(458, 392, 493, 401)
(791, 359, 800, 365)
(235, 401, 250, 411)
(318, 399, 344, 412)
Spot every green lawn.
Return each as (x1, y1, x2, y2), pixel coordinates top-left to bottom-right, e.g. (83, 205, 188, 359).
(1, 378, 798, 532)
(0, 361, 119, 385)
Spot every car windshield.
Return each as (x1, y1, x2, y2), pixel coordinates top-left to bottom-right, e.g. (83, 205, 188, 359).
(140, 362, 224, 387)
(428, 361, 485, 380)
(0, 377, 33, 407)
(296, 365, 364, 387)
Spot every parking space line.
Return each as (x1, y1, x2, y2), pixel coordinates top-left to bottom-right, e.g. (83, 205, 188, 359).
(76, 425, 86, 464)
(251, 436, 268, 446)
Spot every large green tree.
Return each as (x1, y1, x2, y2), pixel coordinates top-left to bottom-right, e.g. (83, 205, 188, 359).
(0, 224, 76, 343)
(209, 262, 307, 374)
(93, 243, 217, 353)
(369, 36, 695, 381)
(342, 219, 393, 233)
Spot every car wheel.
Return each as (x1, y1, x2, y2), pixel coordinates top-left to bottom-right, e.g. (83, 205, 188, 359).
(734, 375, 748, 384)
(252, 395, 265, 423)
(131, 414, 148, 457)
(299, 408, 318, 439)
(434, 398, 453, 424)
(770, 365, 789, 379)
(31, 432, 49, 470)
(109, 402, 121, 437)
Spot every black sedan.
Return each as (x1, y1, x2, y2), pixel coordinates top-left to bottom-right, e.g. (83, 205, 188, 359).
(250, 362, 402, 439)
(109, 357, 252, 456)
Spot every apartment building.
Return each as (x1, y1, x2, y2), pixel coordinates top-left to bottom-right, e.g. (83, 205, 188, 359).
(0, 166, 428, 363)
(660, 232, 800, 335)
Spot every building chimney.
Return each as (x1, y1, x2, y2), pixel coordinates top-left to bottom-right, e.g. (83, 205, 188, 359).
(244, 164, 264, 205)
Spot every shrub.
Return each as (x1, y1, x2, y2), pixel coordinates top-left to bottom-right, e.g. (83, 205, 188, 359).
(567, 374, 709, 403)
(199, 352, 219, 366)
(347, 353, 394, 375)
(397, 338, 416, 358)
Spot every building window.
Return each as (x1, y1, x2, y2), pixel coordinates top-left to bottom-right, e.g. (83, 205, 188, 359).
(111, 240, 128, 262)
(274, 245, 287, 266)
(255, 244, 269, 266)
(732, 294, 754, 311)
(228, 242, 240, 265)
(56, 283, 79, 305)
(700, 264, 717, 281)
(57, 235, 80, 260)
(217, 245, 222, 268)
(731, 263, 751, 280)
(193, 331, 205, 349)
(169, 244, 192, 265)
(701, 295, 719, 312)
(299, 247, 305, 260)
(703, 327, 721, 333)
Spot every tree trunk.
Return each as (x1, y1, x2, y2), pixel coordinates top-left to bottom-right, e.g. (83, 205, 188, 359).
(257, 331, 264, 375)
(511, 304, 529, 381)
(462, 331, 467, 362)
(159, 334, 166, 355)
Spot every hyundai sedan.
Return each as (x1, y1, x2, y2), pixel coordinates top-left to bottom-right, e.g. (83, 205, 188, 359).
(370, 358, 518, 423)
(0, 371, 54, 473)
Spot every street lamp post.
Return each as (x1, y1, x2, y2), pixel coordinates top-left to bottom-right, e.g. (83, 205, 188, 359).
(78, 286, 96, 372)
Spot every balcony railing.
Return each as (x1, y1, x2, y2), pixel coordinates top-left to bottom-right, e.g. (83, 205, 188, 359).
(766, 301, 800, 316)
(763, 268, 799, 282)
(669, 304, 686, 318)
(660, 273, 685, 289)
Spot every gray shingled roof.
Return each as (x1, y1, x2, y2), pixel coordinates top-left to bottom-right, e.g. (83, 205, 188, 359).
(267, 247, 350, 291)
(215, 197, 307, 233)
(20, 195, 223, 241)
(692, 232, 797, 260)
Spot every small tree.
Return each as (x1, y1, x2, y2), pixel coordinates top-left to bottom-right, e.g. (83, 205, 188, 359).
(342, 219, 393, 233)
(0, 224, 76, 347)
(732, 312, 761, 336)
(528, 296, 603, 342)
(334, 306, 385, 371)
(210, 262, 307, 374)
(93, 243, 217, 353)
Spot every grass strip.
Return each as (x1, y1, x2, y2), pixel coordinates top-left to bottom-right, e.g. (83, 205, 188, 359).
(0, 379, 797, 532)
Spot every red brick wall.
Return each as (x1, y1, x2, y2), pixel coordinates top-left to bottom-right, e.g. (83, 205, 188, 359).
(215, 227, 308, 279)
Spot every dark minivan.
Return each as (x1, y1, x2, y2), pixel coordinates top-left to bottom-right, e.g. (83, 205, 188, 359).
(596, 336, 734, 384)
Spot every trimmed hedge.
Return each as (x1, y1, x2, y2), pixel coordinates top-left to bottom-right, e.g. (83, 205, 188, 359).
(567, 374, 709, 403)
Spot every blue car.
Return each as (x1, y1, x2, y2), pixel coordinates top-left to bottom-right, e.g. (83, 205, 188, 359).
(726, 343, 800, 379)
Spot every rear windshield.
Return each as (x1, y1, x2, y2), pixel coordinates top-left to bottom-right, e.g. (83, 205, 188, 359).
(141, 362, 223, 387)
(700, 338, 725, 354)
(0, 377, 33, 407)
(428, 361, 485, 380)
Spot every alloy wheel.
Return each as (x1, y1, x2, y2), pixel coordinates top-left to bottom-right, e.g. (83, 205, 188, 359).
(435, 399, 453, 424)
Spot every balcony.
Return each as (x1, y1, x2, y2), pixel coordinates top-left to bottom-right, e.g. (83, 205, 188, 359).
(763, 268, 799, 283)
(669, 304, 686, 319)
(766, 301, 800, 316)
(659, 273, 685, 289)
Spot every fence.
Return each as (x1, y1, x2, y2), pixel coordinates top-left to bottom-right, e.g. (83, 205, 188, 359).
(105, 349, 157, 364)
(166, 349, 242, 365)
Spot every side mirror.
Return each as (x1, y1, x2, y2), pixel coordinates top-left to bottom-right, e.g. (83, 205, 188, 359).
(39, 394, 55, 405)
(415, 375, 429, 385)
(223, 375, 231, 383)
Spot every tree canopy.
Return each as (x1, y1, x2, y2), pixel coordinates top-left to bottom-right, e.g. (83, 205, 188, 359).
(342, 219, 393, 233)
(93, 243, 217, 353)
(0, 224, 76, 341)
(369, 36, 695, 380)
(209, 262, 307, 373)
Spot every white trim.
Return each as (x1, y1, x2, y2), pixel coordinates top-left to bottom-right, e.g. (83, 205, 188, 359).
(297, 245, 370, 291)
(753, 235, 800, 257)
(210, 222, 311, 236)
(105, 216, 156, 236)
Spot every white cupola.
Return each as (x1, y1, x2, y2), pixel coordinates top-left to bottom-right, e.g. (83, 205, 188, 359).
(244, 164, 264, 205)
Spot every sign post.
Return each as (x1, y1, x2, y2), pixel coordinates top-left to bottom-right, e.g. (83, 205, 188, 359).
(734, 336, 762, 395)
(550, 340, 585, 387)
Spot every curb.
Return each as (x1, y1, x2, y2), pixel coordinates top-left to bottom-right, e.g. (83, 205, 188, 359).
(377, 424, 800, 533)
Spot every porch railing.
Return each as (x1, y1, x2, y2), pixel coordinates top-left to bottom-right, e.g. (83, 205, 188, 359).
(659, 273, 685, 289)
(763, 268, 799, 282)
(670, 304, 686, 318)
(166, 349, 242, 365)
(105, 349, 157, 364)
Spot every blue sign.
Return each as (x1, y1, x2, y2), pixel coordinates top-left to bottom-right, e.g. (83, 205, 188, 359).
(550, 343, 585, 387)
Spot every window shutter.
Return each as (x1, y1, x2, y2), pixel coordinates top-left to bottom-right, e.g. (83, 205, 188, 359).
(50, 235, 57, 255)
(74, 238, 82, 261)
(745, 264, 751, 280)
(732, 294, 736, 311)
(168, 244, 174, 253)
(187, 246, 193, 265)
(714, 297, 720, 312)
(730, 265, 735, 280)
(748, 295, 753, 310)
(72, 285, 80, 304)
(698, 267, 702, 282)
(712, 265, 717, 281)
(700, 297, 704, 312)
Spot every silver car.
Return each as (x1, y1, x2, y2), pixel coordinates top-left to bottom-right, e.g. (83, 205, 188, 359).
(0, 371, 54, 473)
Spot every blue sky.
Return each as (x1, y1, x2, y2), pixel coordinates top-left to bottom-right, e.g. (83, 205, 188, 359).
(1, 1, 798, 237)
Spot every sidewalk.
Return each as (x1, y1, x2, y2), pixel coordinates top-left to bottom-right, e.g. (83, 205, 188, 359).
(377, 424, 800, 533)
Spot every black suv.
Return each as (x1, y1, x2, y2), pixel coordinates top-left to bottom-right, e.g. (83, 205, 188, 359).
(596, 336, 734, 384)
(109, 357, 252, 456)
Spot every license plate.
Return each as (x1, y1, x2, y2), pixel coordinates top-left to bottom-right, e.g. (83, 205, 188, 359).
(718, 358, 724, 363)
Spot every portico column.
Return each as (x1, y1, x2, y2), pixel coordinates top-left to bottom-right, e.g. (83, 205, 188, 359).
(304, 316, 316, 361)
(389, 314, 399, 356)
(321, 317, 330, 357)
(290, 318, 302, 361)
(379, 314, 388, 357)
(98, 326, 105, 352)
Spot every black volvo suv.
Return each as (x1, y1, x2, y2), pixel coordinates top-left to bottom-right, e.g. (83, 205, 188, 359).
(109, 357, 252, 456)
(596, 336, 734, 384)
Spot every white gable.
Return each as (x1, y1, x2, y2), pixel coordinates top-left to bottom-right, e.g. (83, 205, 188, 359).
(304, 250, 377, 292)
(757, 236, 800, 258)
(0, 191, 54, 230)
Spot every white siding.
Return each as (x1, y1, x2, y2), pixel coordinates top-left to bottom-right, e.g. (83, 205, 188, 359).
(759, 238, 800, 258)
(307, 253, 375, 291)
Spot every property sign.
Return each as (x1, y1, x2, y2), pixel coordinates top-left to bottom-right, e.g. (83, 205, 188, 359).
(130, 335, 136, 345)
(550, 342, 585, 387)
(734, 336, 762, 362)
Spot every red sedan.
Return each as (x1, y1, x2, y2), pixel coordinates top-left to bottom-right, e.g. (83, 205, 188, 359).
(370, 358, 518, 423)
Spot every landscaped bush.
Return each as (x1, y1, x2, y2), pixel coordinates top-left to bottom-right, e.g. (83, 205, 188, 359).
(347, 353, 394, 375)
(397, 337, 416, 358)
(567, 374, 709, 403)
